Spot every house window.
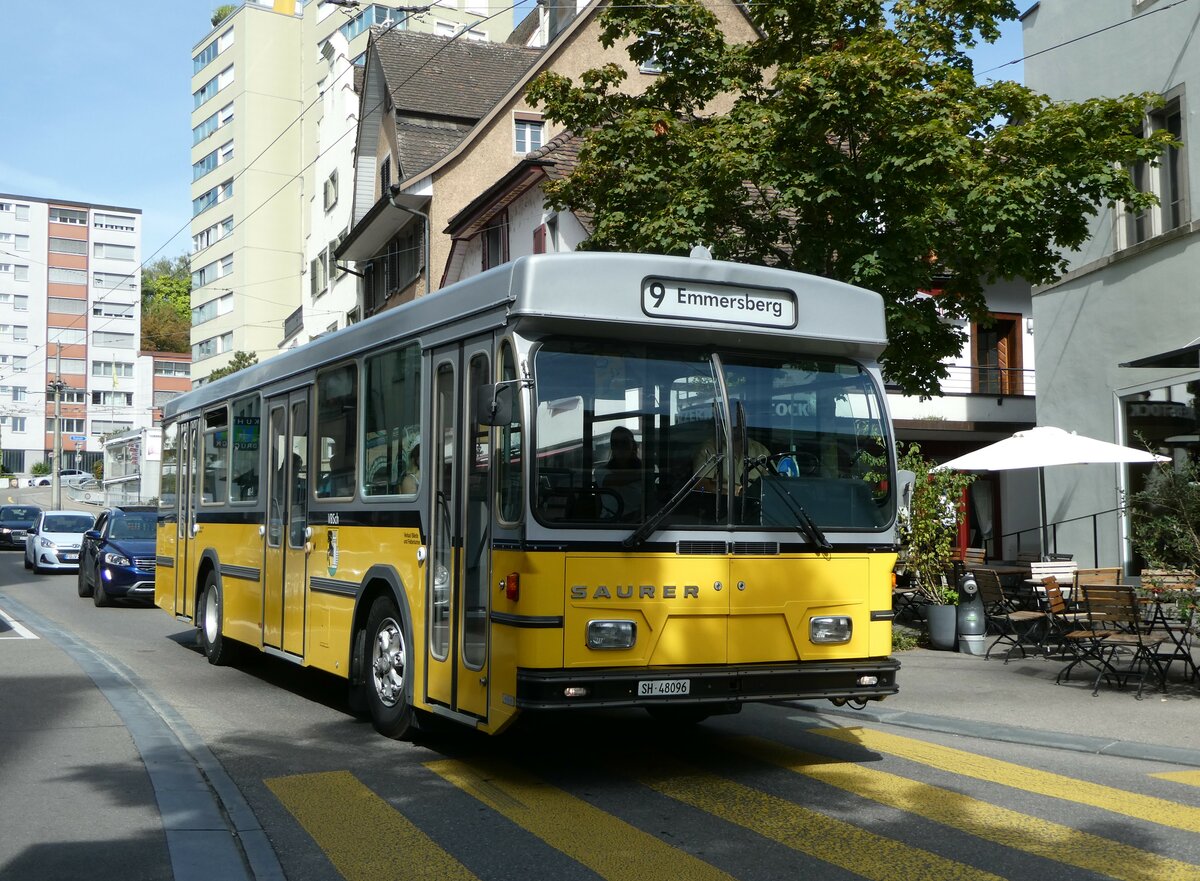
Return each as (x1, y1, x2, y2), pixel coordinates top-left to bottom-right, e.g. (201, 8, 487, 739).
(483, 214, 508, 270)
(514, 117, 543, 154)
(972, 314, 1023, 396)
(1126, 95, 1187, 246)
(639, 30, 663, 74)
(311, 250, 329, 297)
(49, 207, 87, 225)
(380, 156, 392, 194)
(323, 170, 338, 211)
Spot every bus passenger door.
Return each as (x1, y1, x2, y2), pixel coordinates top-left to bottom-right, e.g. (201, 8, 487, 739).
(426, 340, 492, 721)
(174, 420, 199, 618)
(263, 391, 309, 657)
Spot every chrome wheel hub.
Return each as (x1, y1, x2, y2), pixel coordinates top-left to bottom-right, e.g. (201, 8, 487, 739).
(371, 617, 406, 707)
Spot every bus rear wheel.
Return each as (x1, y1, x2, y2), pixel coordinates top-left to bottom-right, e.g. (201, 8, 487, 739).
(366, 595, 414, 739)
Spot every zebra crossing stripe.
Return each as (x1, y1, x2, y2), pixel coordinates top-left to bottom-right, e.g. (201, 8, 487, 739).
(0, 606, 38, 640)
(734, 735, 1200, 881)
(1153, 771, 1200, 787)
(424, 758, 735, 881)
(628, 753, 1003, 881)
(266, 770, 479, 881)
(815, 726, 1200, 835)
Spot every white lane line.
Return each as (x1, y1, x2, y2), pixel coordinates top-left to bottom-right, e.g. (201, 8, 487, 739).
(0, 605, 40, 639)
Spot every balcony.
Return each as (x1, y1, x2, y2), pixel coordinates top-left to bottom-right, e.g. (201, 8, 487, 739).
(889, 366, 1036, 429)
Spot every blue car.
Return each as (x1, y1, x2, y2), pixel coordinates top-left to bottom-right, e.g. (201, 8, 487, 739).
(77, 506, 158, 606)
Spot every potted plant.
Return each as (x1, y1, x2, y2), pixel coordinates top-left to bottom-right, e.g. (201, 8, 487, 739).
(1129, 457, 1200, 624)
(895, 443, 975, 649)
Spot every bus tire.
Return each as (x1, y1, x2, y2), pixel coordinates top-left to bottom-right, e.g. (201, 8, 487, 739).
(365, 595, 414, 739)
(199, 573, 237, 666)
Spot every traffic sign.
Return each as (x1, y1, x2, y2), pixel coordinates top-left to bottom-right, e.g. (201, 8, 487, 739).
(69, 435, 87, 442)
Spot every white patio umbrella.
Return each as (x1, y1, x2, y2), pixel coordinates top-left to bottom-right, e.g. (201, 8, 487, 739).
(933, 426, 1169, 553)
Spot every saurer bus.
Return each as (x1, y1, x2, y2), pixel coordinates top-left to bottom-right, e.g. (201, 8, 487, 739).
(155, 251, 904, 738)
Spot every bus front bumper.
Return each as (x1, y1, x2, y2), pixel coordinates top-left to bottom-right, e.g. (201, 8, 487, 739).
(515, 658, 900, 710)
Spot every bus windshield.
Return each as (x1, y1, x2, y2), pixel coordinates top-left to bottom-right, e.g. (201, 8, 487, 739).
(532, 339, 892, 532)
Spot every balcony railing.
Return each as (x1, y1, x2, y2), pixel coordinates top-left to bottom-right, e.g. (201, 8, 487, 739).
(889, 366, 1036, 397)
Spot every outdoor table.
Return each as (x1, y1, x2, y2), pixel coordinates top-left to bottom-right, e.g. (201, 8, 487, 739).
(1138, 590, 1199, 684)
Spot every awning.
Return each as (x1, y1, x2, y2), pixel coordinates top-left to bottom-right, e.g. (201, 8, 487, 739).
(1120, 337, 1200, 368)
(336, 191, 430, 262)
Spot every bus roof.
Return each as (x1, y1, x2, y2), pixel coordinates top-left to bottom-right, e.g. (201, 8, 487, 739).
(166, 252, 886, 420)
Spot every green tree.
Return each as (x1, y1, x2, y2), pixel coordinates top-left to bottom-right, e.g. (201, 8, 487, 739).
(895, 443, 975, 604)
(526, 0, 1174, 397)
(1129, 459, 1200, 573)
(141, 255, 191, 352)
(212, 4, 237, 27)
(207, 351, 258, 382)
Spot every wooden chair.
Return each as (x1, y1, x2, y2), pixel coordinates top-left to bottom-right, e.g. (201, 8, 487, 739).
(975, 569, 1048, 663)
(951, 547, 987, 566)
(1078, 584, 1168, 698)
(1139, 569, 1199, 681)
(892, 571, 921, 624)
(1043, 577, 1097, 677)
(1016, 551, 1042, 563)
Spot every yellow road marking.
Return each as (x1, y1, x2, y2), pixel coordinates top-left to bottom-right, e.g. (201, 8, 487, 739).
(266, 770, 479, 881)
(736, 736, 1200, 881)
(1154, 771, 1200, 787)
(815, 726, 1200, 835)
(425, 758, 734, 881)
(629, 754, 1001, 881)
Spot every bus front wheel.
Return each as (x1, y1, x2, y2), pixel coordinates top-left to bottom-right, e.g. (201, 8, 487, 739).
(365, 595, 414, 739)
(199, 573, 237, 666)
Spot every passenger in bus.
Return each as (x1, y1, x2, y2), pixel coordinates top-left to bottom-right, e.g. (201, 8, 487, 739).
(320, 440, 354, 497)
(597, 426, 643, 519)
(401, 444, 420, 494)
(693, 432, 771, 494)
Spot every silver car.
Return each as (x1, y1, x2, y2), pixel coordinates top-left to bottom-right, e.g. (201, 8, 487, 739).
(24, 511, 96, 574)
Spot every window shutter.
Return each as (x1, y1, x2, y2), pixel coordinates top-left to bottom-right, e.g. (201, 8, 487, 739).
(533, 224, 546, 254)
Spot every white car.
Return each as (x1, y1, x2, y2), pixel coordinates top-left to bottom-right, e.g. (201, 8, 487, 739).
(26, 469, 91, 488)
(24, 510, 96, 574)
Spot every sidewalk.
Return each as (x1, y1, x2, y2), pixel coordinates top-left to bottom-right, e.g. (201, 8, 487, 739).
(0, 595, 282, 881)
(794, 645, 1200, 766)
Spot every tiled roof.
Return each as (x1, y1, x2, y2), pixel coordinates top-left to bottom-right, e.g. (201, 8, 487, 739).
(372, 27, 541, 122)
(395, 120, 474, 177)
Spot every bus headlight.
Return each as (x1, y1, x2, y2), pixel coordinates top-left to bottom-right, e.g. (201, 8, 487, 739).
(810, 616, 852, 644)
(587, 620, 636, 650)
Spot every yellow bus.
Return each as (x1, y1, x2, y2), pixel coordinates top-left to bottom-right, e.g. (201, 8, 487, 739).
(156, 251, 904, 738)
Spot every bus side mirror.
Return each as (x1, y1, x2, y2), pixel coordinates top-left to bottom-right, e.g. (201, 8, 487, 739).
(476, 384, 515, 426)
(896, 470, 916, 519)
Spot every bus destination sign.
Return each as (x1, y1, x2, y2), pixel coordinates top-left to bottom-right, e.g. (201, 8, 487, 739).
(641, 277, 796, 329)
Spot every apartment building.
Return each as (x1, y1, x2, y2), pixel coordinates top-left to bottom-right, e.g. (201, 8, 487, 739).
(189, 0, 515, 383)
(0, 194, 150, 475)
(1022, 0, 1200, 568)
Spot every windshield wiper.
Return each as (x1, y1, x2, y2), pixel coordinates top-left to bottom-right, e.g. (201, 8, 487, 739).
(756, 468, 833, 550)
(623, 452, 721, 550)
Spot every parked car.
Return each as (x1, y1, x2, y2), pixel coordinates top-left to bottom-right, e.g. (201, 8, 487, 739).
(24, 510, 96, 574)
(26, 469, 91, 488)
(0, 505, 43, 549)
(78, 506, 158, 606)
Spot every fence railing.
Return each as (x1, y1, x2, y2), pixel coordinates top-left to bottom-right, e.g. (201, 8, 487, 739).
(993, 506, 1126, 568)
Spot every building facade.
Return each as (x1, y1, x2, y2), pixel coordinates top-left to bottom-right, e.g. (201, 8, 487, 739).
(0, 194, 148, 476)
(1023, 0, 1200, 569)
(189, 0, 515, 383)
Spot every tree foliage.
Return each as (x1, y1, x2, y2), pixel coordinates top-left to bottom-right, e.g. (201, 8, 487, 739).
(141, 255, 191, 353)
(207, 351, 258, 382)
(526, 0, 1175, 396)
(1129, 459, 1200, 572)
(212, 4, 237, 27)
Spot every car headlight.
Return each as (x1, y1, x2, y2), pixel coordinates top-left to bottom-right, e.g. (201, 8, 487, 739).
(103, 551, 131, 566)
(38, 537, 57, 550)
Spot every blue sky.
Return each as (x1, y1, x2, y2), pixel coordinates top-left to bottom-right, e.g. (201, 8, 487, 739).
(0, 2, 1024, 269)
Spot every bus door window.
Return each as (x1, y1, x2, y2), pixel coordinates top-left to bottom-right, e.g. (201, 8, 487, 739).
(288, 399, 308, 548)
(202, 406, 229, 504)
(430, 362, 455, 661)
(267, 406, 286, 547)
(496, 341, 523, 524)
(463, 353, 490, 669)
(231, 396, 261, 502)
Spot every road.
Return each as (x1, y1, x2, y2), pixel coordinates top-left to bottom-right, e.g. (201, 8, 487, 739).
(3, 535, 1200, 880)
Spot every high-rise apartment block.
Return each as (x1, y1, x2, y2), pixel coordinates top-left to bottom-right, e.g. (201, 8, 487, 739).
(189, 0, 514, 384)
(0, 194, 151, 475)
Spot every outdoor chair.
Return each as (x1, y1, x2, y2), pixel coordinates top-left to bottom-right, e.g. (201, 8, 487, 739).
(1077, 584, 1168, 699)
(1073, 567, 1121, 589)
(1044, 576, 1100, 678)
(1139, 569, 1199, 683)
(892, 571, 921, 624)
(975, 568, 1049, 663)
(1044, 553, 1075, 562)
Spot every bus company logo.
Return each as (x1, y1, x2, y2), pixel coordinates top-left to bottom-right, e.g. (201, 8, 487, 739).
(326, 528, 339, 576)
(571, 584, 700, 600)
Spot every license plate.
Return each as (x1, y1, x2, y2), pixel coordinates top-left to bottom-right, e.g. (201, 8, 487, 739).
(61, 554, 77, 562)
(638, 679, 691, 697)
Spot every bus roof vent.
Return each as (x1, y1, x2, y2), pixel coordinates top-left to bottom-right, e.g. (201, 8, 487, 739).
(676, 540, 728, 555)
(732, 541, 780, 556)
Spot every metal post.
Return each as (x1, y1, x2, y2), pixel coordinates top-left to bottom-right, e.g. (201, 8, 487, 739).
(51, 347, 64, 510)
